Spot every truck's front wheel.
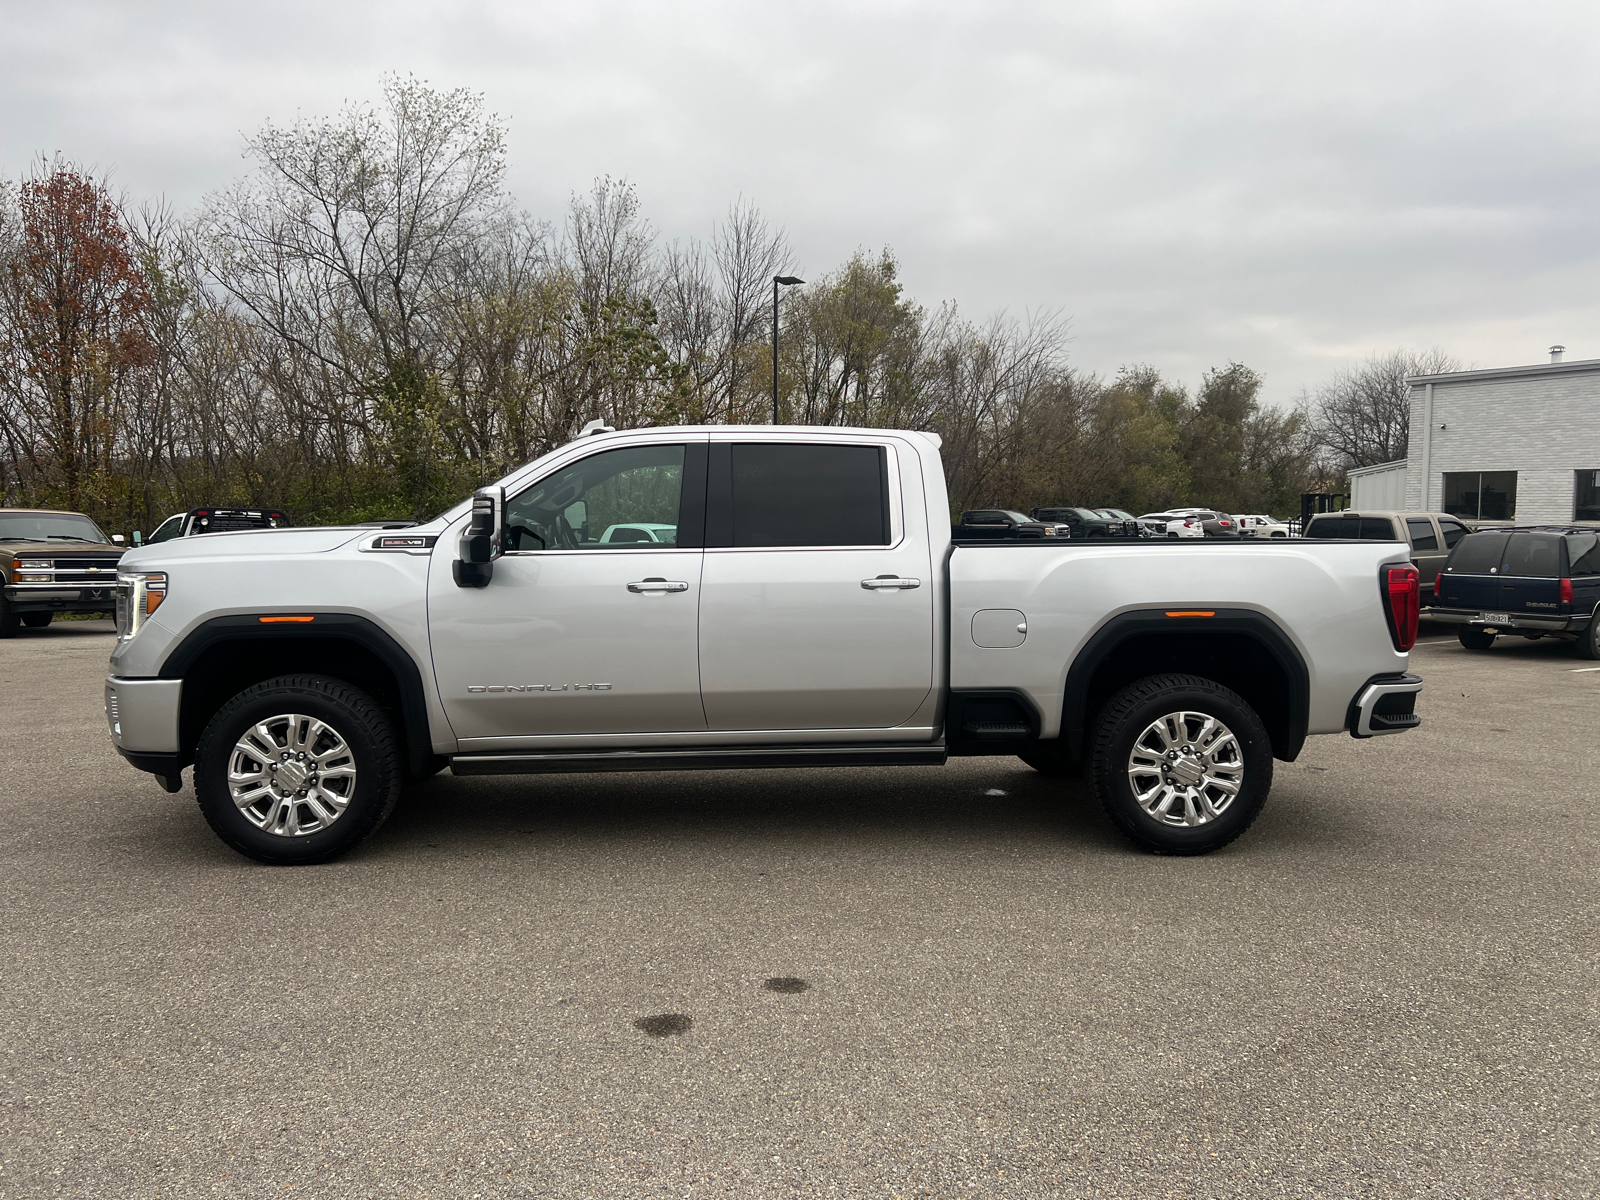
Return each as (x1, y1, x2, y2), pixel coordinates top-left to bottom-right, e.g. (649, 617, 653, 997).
(1090, 673, 1273, 855)
(193, 675, 403, 865)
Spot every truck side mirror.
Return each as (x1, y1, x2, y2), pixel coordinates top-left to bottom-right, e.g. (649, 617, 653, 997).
(112, 534, 126, 545)
(453, 486, 505, 588)
(131, 531, 142, 546)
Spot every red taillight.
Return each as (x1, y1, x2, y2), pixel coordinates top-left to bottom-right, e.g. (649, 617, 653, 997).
(1383, 564, 1420, 651)
(1561, 577, 1574, 606)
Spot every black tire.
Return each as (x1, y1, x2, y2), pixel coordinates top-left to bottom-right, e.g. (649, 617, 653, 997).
(1017, 743, 1083, 778)
(1458, 628, 1496, 651)
(0, 594, 18, 639)
(193, 675, 403, 865)
(1090, 673, 1274, 855)
(1575, 615, 1600, 660)
(21, 612, 51, 628)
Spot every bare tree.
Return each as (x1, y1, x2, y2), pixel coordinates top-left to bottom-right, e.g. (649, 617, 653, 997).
(1309, 348, 1458, 470)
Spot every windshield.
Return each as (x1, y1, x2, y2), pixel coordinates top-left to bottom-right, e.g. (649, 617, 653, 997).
(0, 513, 110, 543)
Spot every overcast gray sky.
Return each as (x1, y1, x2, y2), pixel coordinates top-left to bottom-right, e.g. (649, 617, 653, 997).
(5, 0, 1597, 406)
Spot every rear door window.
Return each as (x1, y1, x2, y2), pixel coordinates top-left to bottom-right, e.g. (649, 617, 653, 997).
(1438, 518, 1469, 549)
(1446, 532, 1509, 575)
(1304, 516, 1354, 538)
(1501, 533, 1562, 577)
(1405, 518, 1439, 551)
(723, 443, 889, 548)
(1566, 534, 1600, 576)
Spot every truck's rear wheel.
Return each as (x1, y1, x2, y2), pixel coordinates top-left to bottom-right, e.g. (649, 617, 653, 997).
(193, 675, 402, 865)
(1458, 628, 1496, 650)
(1090, 673, 1273, 855)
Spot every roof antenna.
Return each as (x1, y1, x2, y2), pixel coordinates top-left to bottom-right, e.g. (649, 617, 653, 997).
(579, 419, 615, 437)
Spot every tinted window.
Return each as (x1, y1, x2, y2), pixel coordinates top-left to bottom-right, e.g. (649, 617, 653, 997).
(1446, 532, 1508, 575)
(1565, 534, 1600, 576)
(507, 444, 685, 551)
(1359, 517, 1398, 540)
(1444, 471, 1517, 520)
(1305, 516, 1355, 538)
(1438, 518, 1469, 549)
(1405, 518, 1438, 551)
(729, 443, 887, 547)
(1575, 470, 1600, 521)
(1502, 533, 1562, 578)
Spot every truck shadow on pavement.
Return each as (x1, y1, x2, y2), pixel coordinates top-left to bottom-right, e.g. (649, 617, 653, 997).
(363, 761, 1134, 860)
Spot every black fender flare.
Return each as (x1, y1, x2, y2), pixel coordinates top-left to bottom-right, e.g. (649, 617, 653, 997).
(158, 613, 435, 776)
(1059, 608, 1310, 763)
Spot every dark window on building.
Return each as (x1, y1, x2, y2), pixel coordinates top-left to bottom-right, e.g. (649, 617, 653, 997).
(728, 443, 888, 547)
(1405, 518, 1439, 551)
(1502, 533, 1561, 577)
(1565, 534, 1600, 576)
(1438, 518, 1469, 549)
(1443, 471, 1517, 520)
(1575, 470, 1600, 521)
(1446, 532, 1509, 575)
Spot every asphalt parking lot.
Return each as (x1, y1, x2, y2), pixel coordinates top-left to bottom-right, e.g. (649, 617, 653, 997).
(1, 620, 1595, 1199)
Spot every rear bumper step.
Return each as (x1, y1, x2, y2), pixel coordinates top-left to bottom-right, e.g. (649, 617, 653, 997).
(450, 745, 949, 776)
(1349, 673, 1423, 739)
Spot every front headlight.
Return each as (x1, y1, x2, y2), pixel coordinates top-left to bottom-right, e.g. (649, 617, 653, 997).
(12, 557, 52, 582)
(116, 571, 167, 640)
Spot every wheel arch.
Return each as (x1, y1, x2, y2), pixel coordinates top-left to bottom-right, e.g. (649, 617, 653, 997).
(1059, 608, 1309, 765)
(158, 614, 434, 777)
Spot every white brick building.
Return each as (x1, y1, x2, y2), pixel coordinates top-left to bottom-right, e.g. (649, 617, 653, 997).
(1394, 352, 1600, 525)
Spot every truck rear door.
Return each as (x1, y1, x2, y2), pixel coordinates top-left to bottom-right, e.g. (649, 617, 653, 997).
(695, 438, 934, 731)
(1404, 517, 1446, 597)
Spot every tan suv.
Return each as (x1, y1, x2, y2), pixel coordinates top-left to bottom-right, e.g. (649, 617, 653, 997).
(1302, 510, 1471, 602)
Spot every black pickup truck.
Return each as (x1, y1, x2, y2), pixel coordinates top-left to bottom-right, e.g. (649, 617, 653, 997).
(1431, 526, 1600, 657)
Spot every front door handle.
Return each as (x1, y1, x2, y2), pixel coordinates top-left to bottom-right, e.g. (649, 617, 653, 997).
(628, 577, 689, 593)
(861, 575, 921, 590)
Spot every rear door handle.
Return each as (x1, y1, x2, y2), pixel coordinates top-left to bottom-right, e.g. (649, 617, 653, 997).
(628, 578, 689, 593)
(861, 575, 921, 590)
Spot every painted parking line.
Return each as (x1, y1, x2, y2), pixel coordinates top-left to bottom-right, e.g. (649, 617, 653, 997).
(1568, 666, 1600, 673)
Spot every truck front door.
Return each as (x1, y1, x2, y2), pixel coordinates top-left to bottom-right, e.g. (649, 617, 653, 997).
(695, 438, 935, 731)
(428, 440, 707, 745)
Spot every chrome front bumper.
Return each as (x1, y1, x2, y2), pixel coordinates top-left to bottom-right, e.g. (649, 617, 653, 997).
(1349, 673, 1423, 738)
(105, 676, 182, 753)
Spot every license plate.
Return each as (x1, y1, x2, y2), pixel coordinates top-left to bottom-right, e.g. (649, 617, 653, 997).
(1477, 612, 1510, 625)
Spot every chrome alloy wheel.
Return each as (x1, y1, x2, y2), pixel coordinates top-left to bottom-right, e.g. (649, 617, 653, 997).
(227, 713, 358, 837)
(1126, 710, 1244, 827)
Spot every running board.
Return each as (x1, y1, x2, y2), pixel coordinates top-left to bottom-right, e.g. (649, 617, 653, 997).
(449, 744, 949, 776)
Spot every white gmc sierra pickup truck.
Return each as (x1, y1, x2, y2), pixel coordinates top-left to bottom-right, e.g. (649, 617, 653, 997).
(104, 425, 1424, 864)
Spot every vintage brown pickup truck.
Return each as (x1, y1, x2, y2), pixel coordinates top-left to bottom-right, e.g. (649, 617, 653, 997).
(0, 508, 125, 636)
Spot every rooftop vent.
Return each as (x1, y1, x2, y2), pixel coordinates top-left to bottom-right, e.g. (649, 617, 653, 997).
(1550, 344, 1565, 363)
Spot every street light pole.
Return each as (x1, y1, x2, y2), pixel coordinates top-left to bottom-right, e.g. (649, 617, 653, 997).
(772, 275, 804, 423)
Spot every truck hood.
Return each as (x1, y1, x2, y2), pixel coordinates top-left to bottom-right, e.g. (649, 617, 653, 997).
(119, 527, 365, 567)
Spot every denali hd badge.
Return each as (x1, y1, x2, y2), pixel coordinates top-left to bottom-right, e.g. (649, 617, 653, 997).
(467, 683, 613, 693)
